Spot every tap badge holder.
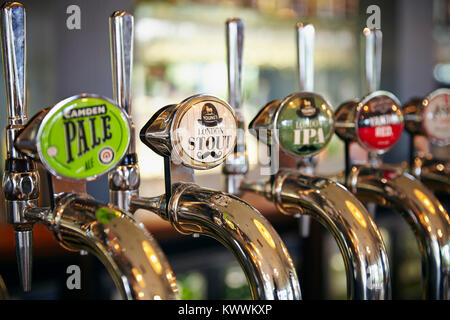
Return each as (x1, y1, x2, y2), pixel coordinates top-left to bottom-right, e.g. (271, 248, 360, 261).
(335, 91, 404, 154)
(250, 92, 335, 157)
(18, 94, 131, 180)
(404, 88, 450, 147)
(140, 94, 237, 170)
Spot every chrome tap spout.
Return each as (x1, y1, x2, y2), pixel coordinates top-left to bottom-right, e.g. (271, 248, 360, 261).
(411, 157, 450, 195)
(348, 165, 450, 299)
(0, 275, 8, 299)
(241, 169, 391, 300)
(131, 183, 302, 300)
(26, 193, 179, 300)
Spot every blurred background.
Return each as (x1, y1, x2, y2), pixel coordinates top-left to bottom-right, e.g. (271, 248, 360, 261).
(0, 0, 449, 300)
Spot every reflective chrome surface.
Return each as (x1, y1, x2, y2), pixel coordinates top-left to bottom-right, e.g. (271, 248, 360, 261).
(223, 18, 248, 194)
(363, 28, 382, 94)
(0, 275, 8, 300)
(411, 157, 450, 195)
(296, 23, 314, 92)
(110, 10, 135, 154)
(1, 2, 27, 128)
(109, 163, 140, 211)
(348, 165, 450, 299)
(241, 169, 391, 299)
(1, 2, 34, 291)
(27, 193, 179, 300)
(131, 183, 302, 300)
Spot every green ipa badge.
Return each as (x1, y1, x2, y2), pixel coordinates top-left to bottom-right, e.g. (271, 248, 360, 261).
(275, 92, 334, 157)
(38, 94, 131, 180)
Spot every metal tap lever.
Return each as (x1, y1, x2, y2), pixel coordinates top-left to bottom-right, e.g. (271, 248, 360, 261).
(363, 28, 382, 94)
(110, 10, 135, 154)
(295, 22, 316, 236)
(223, 18, 248, 194)
(1, 1, 35, 292)
(108, 11, 140, 211)
(1, 1, 26, 127)
(296, 23, 314, 92)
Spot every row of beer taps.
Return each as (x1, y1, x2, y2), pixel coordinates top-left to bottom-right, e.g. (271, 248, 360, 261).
(0, 1, 448, 300)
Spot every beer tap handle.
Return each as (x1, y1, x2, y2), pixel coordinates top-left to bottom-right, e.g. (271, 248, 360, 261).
(224, 18, 248, 194)
(1, 2, 26, 125)
(1, 2, 34, 292)
(226, 18, 243, 113)
(363, 27, 382, 94)
(110, 11, 135, 153)
(296, 23, 315, 92)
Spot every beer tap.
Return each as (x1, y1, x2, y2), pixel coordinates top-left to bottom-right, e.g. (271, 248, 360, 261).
(334, 28, 450, 299)
(1, 2, 178, 299)
(107, 11, 301, 300)
(403, 89, 450, 194)
(222, 18, 248, 195)
(240, 22, 391, 300)
(1, 1, 37, 292)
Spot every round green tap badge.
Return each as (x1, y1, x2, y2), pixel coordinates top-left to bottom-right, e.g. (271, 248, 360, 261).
(37, 94, 131, 180)
(275, 92, 334, 157)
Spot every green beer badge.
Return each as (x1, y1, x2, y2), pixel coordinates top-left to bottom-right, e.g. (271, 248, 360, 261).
(275, 92, 334, 157)
(38, 94, 131, 180)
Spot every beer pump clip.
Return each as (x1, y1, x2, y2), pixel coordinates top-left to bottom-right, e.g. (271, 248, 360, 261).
(16, 94, 131, 183)
(250, 23, 334, 161)
(334, 28, 404, 181)
(140, 94, 238, 206)
(403, 89, 450, 192)
(249, 23, 334, 237)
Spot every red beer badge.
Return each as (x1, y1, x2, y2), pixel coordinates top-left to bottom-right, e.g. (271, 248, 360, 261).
(356, 91, 404, 153)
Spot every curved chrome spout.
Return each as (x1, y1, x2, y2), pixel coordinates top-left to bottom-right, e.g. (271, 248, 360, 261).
(26, 193, 179, 300)
(348, 166, 450, 299)
(411, 157, 450, 195)
(0, 275, 8, 299)
(131, 183, 301, 300)
(241, 169, 391, 300)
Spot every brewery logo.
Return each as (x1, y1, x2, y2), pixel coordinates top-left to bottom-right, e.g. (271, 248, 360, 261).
(38, 95, 130, 179)
(198, 103, 223, 127)
(357, 94, 403, 152)
(175, 99, 237, 169)
(276, 93, 334, 157)
(296, 97, 318, 118)
(98, 147, 115, 165)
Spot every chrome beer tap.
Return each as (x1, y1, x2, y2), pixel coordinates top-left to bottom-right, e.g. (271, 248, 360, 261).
(222, 18, 249, 195)
(334, 28, 450, 299)
(1, 1, 37, 292)
(107, 11, 301, 300)
(1, 2, 178, 299)
(240, 23, 391, 300)
(403, 89, 450, 194)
